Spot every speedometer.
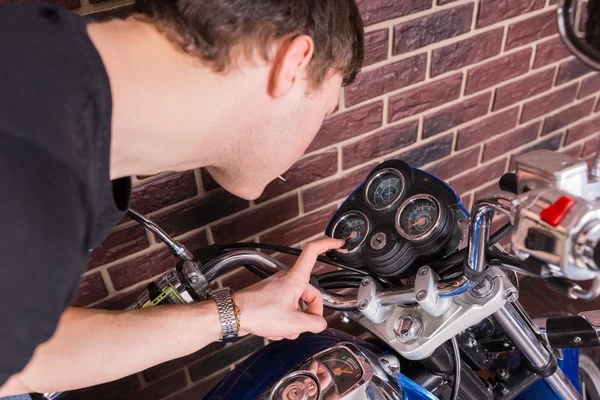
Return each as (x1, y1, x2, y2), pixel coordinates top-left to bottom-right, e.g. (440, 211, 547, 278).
(396, 194, 441, 241)
(364, 168, 405, 210)
(331, 211, 369, 252)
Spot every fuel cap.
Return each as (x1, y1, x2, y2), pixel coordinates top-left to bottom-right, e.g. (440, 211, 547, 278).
(271, 374, 319, 400)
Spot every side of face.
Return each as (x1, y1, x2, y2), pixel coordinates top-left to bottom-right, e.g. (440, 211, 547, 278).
(207, 37, 343, 200)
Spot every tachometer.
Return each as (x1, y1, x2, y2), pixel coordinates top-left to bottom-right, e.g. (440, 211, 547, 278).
(331, 211, 369, 252)
(316, 348, 363, 394)
(396, 195, 441, 241)
(364, 168, 405, 210)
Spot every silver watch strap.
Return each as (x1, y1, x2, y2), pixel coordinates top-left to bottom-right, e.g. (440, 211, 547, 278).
(212, 287, 238, 341)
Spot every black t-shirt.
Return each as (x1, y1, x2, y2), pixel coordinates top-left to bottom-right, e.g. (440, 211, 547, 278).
(0, 3, 131, 386)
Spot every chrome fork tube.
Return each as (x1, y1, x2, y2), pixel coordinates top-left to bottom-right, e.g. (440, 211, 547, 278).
(494, 303, 581, 400)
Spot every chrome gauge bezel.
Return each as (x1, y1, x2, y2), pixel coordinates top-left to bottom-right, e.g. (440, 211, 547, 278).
(395, 194, 443, 242)
(331, 210, 370, 254)
(363, 168, 406, 211)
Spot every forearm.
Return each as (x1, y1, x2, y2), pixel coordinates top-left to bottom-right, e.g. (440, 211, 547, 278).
(0, 303, 221, 396)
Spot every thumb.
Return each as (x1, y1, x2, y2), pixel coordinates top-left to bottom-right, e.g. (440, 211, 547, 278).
(289, 310, 328, 334)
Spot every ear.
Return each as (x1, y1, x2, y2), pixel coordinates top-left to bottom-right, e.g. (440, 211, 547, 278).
(269, 35, 315, 98)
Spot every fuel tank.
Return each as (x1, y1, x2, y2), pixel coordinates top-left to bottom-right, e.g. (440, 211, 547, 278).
(204, 328, 437, 400)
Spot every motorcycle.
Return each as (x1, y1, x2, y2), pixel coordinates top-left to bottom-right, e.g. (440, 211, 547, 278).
(43, 1, 600, 398)
(44, 146, 600, 400)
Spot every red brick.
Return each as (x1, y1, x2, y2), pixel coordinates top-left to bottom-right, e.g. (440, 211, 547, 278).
(509, 133, 564, 168)
(130, 171, 197, 215)
(566, 115, 600, 145)
(108, 248, 179, 291)
(152, 191, 249, 237)
(91, 4, 133, 20)
(505, 10, 558, 50)
(308, 102, 383, 152)
(541, 98, 594, 135)
(449, 158, 507, 195)
(396, 133, 455, 167)
(423, 92, 491, 138)
(389, 74, 462, 123)
(583, 136, 600, 157)
(465, 49, 532, 94)
(438, 0, 459, 3)
(302, 163, 377, 212)
(393, 4, 474, 55)
(357, 0, 432, 26)
(168, 370, 229, 400)
(213, 195, 300, 243)
(88, 225, 149, 270)
(521, 83, 579, 122)
(533, 37, 572, 68)
(256, 149, 338, 203)
(482, 121, 541, 162)
(342, 120, 419, 169)
(556, 58, 593, 85)
(363, 29, 389, 66)
(92, 286, 146, 311)
(474, 182, 502, 200)
(579, 74, 600, 98)
(457, 107, 519, 150)
(431, 28, 503, 77)
(561, 144, 584, 158)
(346, 54, 426, 106)
(260, 206, 338, 247)
(71, 272, 108, 307)
(477, 0, 545, 28)
(179, 230, 209, 252)
(425, 147, 480, 181)
(12, 0, 81, 9)
(129, 371, 187, 400)
(493, 68, 555, 111)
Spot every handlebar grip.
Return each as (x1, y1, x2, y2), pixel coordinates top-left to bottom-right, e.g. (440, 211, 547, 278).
(499, 173, 518, 194)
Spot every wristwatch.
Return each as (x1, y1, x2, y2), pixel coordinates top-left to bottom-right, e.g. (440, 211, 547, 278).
(211, 287, 239, 342)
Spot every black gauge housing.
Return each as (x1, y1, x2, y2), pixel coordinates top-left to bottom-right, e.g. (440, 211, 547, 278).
(325, 159, 467, 278)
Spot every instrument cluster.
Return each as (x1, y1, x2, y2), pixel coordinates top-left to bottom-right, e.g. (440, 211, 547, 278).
(325, 160, 469, 278)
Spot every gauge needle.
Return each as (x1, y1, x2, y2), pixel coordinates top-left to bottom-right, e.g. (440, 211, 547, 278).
(408, 217, 427, 229)
(344, 231, 358, 241)
(332, 368, 353, 375)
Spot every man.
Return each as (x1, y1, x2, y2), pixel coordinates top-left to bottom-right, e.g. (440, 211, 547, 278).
(0, 0, 364, 397)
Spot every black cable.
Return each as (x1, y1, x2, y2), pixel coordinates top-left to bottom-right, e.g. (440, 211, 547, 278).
(241, 264, 271, 279)
(217, 243, 396, 287)
(450, 337, 461, 400)
(319, 281, 361, 289)
(318, 271, 365, 280)
(489, 222, 512, 247)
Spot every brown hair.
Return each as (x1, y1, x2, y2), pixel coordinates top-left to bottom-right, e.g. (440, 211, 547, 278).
(132, 0, 364, 87)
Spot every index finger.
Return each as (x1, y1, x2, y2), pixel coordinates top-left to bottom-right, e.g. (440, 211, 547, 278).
(290, 237, 345, 282)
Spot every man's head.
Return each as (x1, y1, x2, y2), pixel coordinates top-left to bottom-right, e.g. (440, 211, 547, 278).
(132, 0, 364, 199)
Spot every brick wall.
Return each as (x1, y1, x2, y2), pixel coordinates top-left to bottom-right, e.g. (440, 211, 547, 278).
(8, 0, 600, 398)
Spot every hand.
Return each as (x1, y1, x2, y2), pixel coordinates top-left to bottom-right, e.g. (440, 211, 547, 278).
(233, 237, 345, 341)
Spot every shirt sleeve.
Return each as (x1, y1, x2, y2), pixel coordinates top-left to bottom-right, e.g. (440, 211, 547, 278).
(0, 133, 88, 386)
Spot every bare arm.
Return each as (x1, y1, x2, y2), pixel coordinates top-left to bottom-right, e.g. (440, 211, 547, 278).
(0, 238, 345, 397)
(0, 303, 221, 396)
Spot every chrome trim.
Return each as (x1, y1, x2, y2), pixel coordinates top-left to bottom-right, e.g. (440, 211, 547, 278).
(331, 210, 370, 254)
(580, 310, 600, 341)
(395, 194, 443, 242)
(364, 168, 406, 211)
(557, 0, 600, 71)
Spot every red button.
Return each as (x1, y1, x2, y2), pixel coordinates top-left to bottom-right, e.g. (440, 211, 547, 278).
(540, 196, 576, 227)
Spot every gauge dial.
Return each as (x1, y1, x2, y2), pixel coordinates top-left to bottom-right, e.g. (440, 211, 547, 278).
(331, 211, 369, 252)
(397, 195, 441, 240)
(365, 169, 405, 210)
(316, 348, 363, 394)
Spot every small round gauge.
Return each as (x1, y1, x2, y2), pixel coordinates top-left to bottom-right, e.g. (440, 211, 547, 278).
(316, 348, 363, 394)
(331, 211, 369, 252)
(365, 169, 405, 210)
(396, 195, 441, 241)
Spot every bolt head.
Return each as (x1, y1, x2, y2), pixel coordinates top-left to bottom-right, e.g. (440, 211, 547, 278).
(358, 299, 369, 311)
(471, 277, 494, 298)
(361, 277, 372, 286)
(394, 315, 423, 344)
(416, 290, 428, 302)
(574, 336, 583, 344)
(418, 267, 429, 276)
(505, 288, 518, 302)
(340, 312, 350, 324)
(189, 274, 199, 284)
